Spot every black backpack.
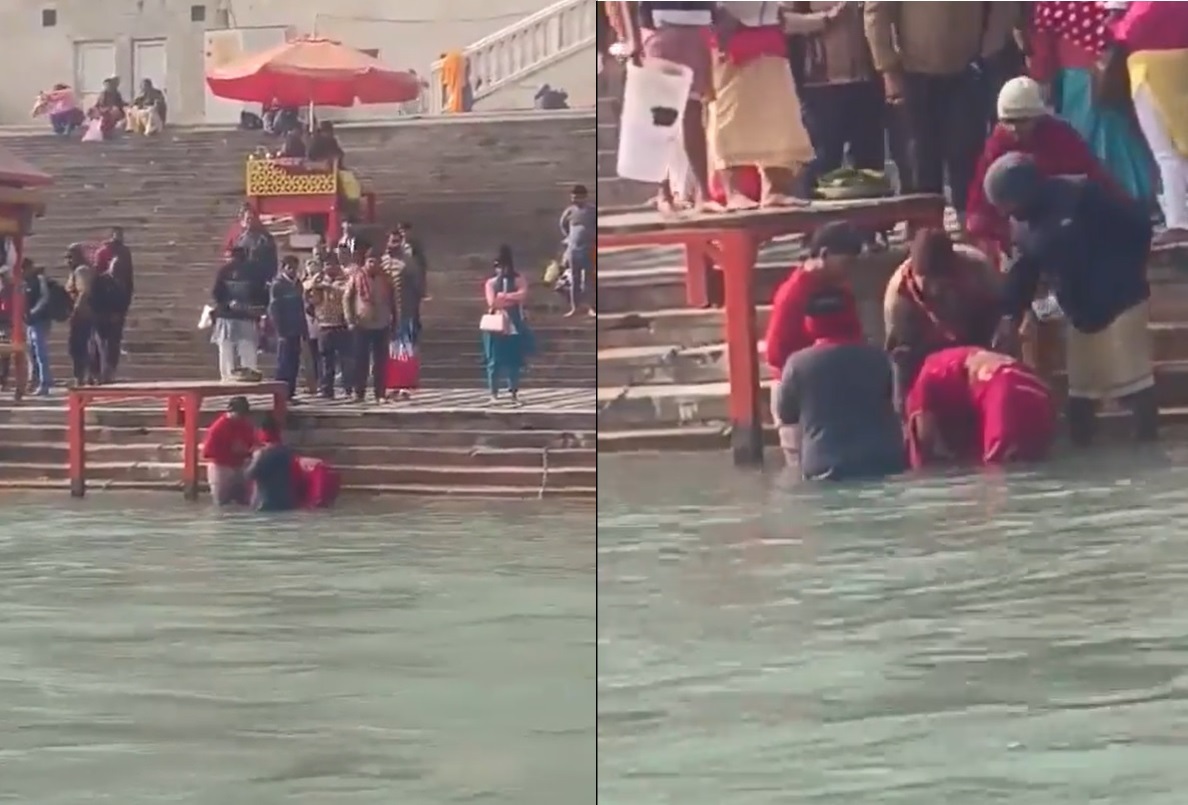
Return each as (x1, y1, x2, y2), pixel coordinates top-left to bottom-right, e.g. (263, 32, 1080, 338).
(45, 279, 72, 323)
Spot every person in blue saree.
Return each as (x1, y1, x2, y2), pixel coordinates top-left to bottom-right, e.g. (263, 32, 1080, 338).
(1025, 2, 1155, 207)
(482, 246, 535, 405)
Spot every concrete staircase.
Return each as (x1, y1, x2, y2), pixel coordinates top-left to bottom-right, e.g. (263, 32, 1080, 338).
(596, 235, 1188, 453)
(5, 111, 596, 390)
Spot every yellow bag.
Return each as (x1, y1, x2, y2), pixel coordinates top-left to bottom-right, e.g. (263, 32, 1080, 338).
(543, 259, 562, 285)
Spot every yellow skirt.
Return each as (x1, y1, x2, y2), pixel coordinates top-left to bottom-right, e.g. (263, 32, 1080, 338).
(339, 169, 362, 201)
(1065, 301, 1154, 400)
(708, 54, 814, 170)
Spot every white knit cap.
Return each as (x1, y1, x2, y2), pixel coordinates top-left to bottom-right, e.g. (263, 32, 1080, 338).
(997, 76, 1047, 120)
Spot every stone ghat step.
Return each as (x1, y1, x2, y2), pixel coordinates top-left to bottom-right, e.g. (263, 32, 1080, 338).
(596, 249, 903, 316)
(29, 368, 597, 389)
(35, 336, 599, 361)
(0, 441, 595, 469)
(0, 388, 595, 429)
(0, 460, 595, 493)
(596, 367, 1188, 429)
(595, 229, 1177, 282)
(0, 477, 594, 501)
(596, 324, 1188, 387)
(597, 260, 1188, 323)
(600, 305, 776, 351)
(25, 367, 596, 390)
(597, 408, 1188, 454)
(25, 358, 603, 387)
(0, 478, 595, 500)
(105, 338, 598, 356)
(0, 424, 591, 451)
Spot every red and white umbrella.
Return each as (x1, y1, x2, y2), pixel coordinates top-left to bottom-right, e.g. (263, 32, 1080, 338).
(205, 36, 421, 108)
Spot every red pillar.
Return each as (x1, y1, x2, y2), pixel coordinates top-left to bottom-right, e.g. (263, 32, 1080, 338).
(68, 390, 86, 497)
(718, 229, 763, 466)
(181, 392, 201, 501)
(10, 235, 24, 400)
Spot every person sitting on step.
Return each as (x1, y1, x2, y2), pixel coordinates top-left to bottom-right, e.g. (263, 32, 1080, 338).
(89, 76, 126, 139)
(126, 79, 167, 135)
(32, 83, 84, 135)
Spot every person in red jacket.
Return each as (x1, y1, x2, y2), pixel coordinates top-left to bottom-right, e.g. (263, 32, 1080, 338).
(905, 345, 1056, 470)
(201, 396, 257, 506)
(764, 221, 865, 376)
(90, 226, 134, 383)
(966, 76, 1125, 251)
(0, 267, 11, 390)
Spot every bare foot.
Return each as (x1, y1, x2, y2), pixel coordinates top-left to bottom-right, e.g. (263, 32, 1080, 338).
(701, 200, 729, 214)
(654, 197, 678, 217)
(725, 193, 760, 211)
(760, 193, 809, 209)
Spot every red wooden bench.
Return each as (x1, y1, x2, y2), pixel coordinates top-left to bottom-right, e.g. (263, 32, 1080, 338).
(67, 381, 287, 501)
(597, 195, 946, 466)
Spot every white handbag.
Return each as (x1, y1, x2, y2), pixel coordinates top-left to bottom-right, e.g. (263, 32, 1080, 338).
(197, 304, 214, 330)
(480, 310, 512, 334)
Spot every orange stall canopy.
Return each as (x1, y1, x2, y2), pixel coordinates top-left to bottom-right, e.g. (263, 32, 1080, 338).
(0, 147, 53, 188)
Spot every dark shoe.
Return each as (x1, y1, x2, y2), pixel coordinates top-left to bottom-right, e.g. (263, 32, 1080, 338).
(1066, 396, 1098, 447)
(1123, 387, 1159, 442)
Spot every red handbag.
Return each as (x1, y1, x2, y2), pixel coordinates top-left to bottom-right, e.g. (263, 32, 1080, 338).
(386, 353, 421, 390)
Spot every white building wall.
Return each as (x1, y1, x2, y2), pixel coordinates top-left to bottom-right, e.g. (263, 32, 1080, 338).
(0, 0, 592, 125)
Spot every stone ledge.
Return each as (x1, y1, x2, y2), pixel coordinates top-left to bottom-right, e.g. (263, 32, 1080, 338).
(0, 109, 595, 138)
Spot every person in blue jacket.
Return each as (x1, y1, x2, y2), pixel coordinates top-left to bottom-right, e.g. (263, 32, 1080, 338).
(983, 151, 1156, 445)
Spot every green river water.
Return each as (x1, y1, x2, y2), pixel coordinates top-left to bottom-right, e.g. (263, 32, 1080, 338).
(0, 495, 595, 804)
(599, 449, 1188, 804)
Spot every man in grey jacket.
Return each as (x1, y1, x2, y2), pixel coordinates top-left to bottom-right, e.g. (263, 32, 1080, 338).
(268, 255, 308, 400)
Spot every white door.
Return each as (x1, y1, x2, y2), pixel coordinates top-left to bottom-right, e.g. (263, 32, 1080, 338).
(203, 26, 295, 125)
(132, 39, 167, 94)
(74, 41, 117, 104)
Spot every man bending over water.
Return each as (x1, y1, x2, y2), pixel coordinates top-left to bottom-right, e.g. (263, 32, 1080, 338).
(245, 416, 300, 512)
(775, 288, 906, 481)
(983, 152, 1156, 445)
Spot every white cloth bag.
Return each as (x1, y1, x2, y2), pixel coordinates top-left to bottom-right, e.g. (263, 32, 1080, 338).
(616, 59, 693, 183)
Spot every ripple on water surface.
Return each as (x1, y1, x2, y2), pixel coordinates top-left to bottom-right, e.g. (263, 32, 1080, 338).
(0, 494, 595, 805)
(598, 450, 1188, 805)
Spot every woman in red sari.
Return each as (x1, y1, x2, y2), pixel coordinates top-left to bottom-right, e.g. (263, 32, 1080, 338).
(905, 345, 1056, 470)
(967, 76, 1124, 250)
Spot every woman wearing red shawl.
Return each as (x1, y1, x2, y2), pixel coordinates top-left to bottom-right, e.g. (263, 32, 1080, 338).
(905, 345, 1056, 469)
(967, 76, 1124, 250)
(882, 229, 1002, 410)
(1024, 2, 1154, 203)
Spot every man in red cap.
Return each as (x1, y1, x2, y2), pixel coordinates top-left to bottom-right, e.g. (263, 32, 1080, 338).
(774, 287, 906, 481)
(764, 221, 866, 375)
